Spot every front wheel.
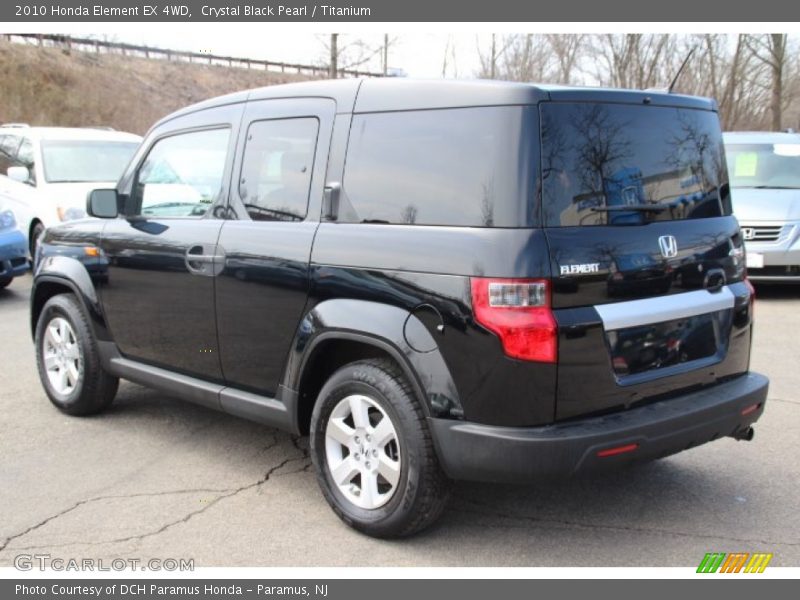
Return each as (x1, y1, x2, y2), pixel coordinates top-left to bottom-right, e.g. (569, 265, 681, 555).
(34, 293, 119, 415)
(310, 358, 451, 538)
(29, 221, 44, 261)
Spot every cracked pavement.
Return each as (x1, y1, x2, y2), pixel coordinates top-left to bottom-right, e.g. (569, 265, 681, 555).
(1, 275, 798, 566)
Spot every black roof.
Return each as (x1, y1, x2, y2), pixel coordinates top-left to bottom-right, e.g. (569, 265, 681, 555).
(156, 78, 717, 128)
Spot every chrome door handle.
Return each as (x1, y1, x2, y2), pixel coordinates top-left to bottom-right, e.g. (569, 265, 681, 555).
(185, 244, 224, 276)
(186, 254, 216, 263)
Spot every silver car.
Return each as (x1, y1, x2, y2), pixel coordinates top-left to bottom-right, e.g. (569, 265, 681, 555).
(724, 131, 800, 283)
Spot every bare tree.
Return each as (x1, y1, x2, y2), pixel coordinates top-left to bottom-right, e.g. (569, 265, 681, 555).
(690, 34, 771, 130)
(383, 33, 388, 75)
(441, 35, 459, 78)
(546, 34, 586, 84)
(477, 34, 509, 79)
(400, 204, 418, 224)
(441, 36, 451, 78)
(329, 33, 338, 78)
(502, 34, 552, 82)
(380, 34, 400, 75)
(471, 32, 800, 132)
(592, 34, 677, 89)
(318, 34, 384, 77)
(477, 34, 551, 82)
(746, 34, 788, 130)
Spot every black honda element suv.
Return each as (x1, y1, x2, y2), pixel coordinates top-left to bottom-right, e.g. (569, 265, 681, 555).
(32, 79, 768, 537)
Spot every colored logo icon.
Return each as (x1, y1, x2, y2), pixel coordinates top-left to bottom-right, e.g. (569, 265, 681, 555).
(697, 552, 773, 573)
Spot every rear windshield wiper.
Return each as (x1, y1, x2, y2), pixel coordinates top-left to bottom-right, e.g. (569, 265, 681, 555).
(591, 204, 670, 212)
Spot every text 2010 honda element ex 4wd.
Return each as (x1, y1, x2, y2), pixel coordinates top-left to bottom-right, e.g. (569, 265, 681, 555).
(32, 79, 768, 537)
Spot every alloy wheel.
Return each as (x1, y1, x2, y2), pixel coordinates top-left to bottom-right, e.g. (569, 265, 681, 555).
(324, 394, 402, 510)
(42, 317, 82, 396)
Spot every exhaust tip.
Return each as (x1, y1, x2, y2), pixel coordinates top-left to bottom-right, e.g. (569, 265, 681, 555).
(732, 426, 755, 442)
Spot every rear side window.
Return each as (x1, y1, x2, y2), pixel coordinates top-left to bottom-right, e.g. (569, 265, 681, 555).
(341, 106, 539, 227)
(541, 103, 731, 226)
(237, 117, 319, 222)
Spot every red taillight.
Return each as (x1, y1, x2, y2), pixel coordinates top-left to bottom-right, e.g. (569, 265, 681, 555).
(470, 278, 557, 363)
(596, 443, 639, 458)
(612, 356, 629, 371)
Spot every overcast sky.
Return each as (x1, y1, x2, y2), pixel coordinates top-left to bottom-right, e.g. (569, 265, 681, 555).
(113, 31, 484, 77)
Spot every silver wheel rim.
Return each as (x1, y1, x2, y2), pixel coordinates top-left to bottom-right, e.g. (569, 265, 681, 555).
(42, 317, 82, 397)
(324, 394, 401, 510)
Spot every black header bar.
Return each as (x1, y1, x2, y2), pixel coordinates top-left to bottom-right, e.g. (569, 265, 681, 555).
(2, 0, 800, 22)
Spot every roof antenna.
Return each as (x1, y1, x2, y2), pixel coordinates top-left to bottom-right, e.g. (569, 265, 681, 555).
(668, 46, 697, 94)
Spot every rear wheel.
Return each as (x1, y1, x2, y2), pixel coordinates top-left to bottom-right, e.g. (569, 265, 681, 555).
(310, 358, 451, 538)
(34, 294, 118, 415)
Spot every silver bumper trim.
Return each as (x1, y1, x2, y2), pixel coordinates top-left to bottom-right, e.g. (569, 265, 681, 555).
(595, 287, 736, 331)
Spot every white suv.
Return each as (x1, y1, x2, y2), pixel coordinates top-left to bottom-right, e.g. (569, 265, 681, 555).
(0, 125, 141, 257)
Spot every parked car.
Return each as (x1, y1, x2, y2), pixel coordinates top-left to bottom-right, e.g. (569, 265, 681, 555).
(724, 131, 800, 282)
(0, 125, 141, 258)
(0, 197, 30, 288)
(32, 79, 768, 538)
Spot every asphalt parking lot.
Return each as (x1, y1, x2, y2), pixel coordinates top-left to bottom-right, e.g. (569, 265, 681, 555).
(0, 274, 798, 568)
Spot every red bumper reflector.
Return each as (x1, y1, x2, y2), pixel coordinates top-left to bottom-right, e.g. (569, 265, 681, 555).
(596, 443, 639, 458)
(741, 403, 761, 416)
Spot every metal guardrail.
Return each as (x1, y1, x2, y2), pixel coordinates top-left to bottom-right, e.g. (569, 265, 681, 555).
(3, 33, 384, 78)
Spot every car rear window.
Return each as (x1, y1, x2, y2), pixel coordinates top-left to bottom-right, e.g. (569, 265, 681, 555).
(340, 106, 540, 227)
(541, 102, 731, 226)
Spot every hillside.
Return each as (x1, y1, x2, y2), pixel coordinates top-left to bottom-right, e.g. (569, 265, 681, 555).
(0, 40, 316, 135)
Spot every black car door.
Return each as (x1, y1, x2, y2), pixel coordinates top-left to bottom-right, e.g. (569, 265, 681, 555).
(215, 98, 335, 395)
(99, 103, 244, 381)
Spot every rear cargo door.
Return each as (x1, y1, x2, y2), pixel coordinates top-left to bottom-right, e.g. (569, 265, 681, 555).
(539, 101, 754, 420)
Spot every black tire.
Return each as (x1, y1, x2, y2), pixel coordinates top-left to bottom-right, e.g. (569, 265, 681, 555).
(34, 293, 118, 415)
(310, 358, 452, 538)
(29, 221, 44, 261)
(0, 276, 12, 289)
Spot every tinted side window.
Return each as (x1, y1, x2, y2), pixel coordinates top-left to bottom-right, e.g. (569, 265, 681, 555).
(541, 103, 730, 226)
(132, 128, 230, 218)
(341, 107, 539, 227)
(237, 118, 319, 221)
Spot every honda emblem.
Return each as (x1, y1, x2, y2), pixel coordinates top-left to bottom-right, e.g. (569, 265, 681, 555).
(658, 235, 678, 259)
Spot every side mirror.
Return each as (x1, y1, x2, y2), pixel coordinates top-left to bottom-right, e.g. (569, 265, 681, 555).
(87, 189, 119, 219)
(7, 166, 30, 183)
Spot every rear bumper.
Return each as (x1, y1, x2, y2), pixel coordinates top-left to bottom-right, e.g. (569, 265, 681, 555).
(430, 372, 769, 483)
